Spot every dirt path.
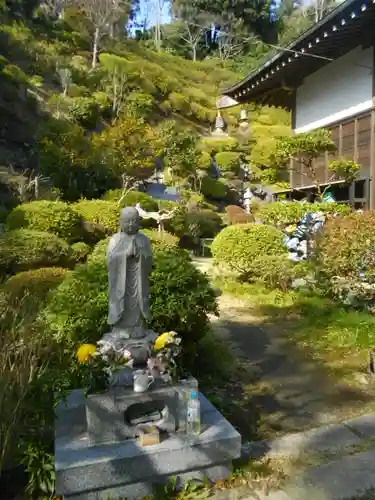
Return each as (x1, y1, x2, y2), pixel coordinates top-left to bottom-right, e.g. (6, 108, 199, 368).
(193, 258, 375, 441)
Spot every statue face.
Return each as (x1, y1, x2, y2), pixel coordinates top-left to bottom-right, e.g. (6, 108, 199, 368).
(120, 207, 141, 235)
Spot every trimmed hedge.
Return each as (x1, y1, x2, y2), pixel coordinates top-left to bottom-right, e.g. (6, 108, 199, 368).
(315, 210, 375, 286)
(102, 190, 159, 211)
(0, 267, 68, 325)
(74, 199, 120, 234)
(0, 229, 72, 276)
(71, 242, 91, 262)
(41, 246, 218, 346)
(201, 177, 229, 201)
(215, 152, 241, 175)
(88, 229, 180, 263)
(211, 223, 287, 279)
(6, 201, 83, 242)
(257, 201, 351, 226)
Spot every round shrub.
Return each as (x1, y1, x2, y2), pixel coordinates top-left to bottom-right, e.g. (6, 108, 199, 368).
(41, 247, 218, 346)
(102, 190, 159, 212)
(201, 177, 229, 201)
(186, 210, 222, 238)
(88, 230, 180, 264)
(6, 201, 83, 242)
(74, 199, 120, 234)
(0, 229, 72, 277)
(0, 267, 68, 326)
(258, 201, 351, 227)
(315, 210, 375, 286)
(71, 242, 91, 263)
(211, 223, 287, 279)
(225, 205, 254, 225)
(242, 255, 309, 291)
(215, 152, 241, 175)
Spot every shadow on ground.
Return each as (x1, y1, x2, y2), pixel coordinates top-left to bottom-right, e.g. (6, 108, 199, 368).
(203, 303, 375, 443)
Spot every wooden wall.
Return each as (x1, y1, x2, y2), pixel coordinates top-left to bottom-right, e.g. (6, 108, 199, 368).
(291, 110, 373, 207)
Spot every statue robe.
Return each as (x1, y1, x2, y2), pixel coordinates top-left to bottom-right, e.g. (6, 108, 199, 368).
(107, 231, 152, 328)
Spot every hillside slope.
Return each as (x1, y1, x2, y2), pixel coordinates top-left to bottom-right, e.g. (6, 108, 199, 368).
(0, 15, 291, 205)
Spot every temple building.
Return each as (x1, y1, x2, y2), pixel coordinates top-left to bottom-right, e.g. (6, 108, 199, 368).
(219, 0, 375, 209)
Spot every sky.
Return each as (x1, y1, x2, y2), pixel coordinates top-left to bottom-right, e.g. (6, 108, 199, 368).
(137, 0, 172, 29)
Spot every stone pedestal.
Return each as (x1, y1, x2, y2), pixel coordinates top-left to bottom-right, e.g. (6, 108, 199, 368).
(86, 377, 198, 443)
(55, 385, 241, 499)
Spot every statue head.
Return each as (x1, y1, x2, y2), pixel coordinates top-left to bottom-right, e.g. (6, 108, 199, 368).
(120, 207, 141, 235)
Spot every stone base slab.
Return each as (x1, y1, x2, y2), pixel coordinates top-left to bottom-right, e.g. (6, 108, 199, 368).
(55, 392, 241, 499)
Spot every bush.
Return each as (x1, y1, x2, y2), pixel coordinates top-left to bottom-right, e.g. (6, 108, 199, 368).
(88, 230, 180, 264)
(215, 152, 241, 175)
(185, 210, 222, 238)
(0, 229, 72, 277)
(314, 211, 375, 291)
(0, 267, 68, 326)
(225, 205, 254, 225)
(74, 200, 120, 234)
(102, 190, 159, 211)
(71, 242, 91, 263)
(68, 96, 100, 129)
(201, 177, 229, 201)
(258, 201, 351, 226)
(41, 247, 218, 347)
(242, 255, 309, 291)
(6, 201, 83, 242)
(211, 223, 287, 279)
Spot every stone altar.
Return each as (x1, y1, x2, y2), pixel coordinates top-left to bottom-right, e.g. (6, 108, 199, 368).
(55, 385, 241, 499)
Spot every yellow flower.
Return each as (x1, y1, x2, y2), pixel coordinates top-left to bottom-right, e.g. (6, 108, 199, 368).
(154, 332, 175, 351)
(77, 344, 97, 363)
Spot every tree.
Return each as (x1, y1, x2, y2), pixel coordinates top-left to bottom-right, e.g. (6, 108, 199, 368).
(99, 53, 128, 120)
(72, 0, 129, 68)
(271, 129, 360, 199)
(56, 66, 72, 96)
(93, 111, 154, 183)
(152, 121, 199, 183)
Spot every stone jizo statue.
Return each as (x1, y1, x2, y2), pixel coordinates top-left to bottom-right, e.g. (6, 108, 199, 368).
(100, 206, 157, 367)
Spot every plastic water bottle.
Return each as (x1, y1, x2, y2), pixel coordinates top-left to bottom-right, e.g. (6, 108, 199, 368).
(186, 391, 201, 437)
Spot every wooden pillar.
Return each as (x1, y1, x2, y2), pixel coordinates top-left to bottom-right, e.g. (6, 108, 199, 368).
(290, 89, 297, 189)
(370, 46, 375, 209)
(370, 109, 375, 209)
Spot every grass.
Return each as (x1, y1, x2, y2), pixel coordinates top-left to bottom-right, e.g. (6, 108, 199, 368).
(215, 277, 375, 383)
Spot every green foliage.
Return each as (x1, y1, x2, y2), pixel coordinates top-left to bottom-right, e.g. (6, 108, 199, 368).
(71, 242, 91, 262)
(37, 118, 115, 201)
(215, 152, 241, 175)
(201, 177, 229, 200)
(6, 200, 83, 242)
(0, 267, 68, 326)
(315, 210, 375, 288)
(272, 129, 336, 168)
(200, 137, 238, 154)
(241, 255, 309, 291)
(0, 229, 72, 277)
(74, 199, 120, 234)
(257, 201, 351, 226)
(211, 223, 287, 279)
(328, 159, 360, 185)
(41, 247, 218, 346)
(102, 190, 159, 211)
(185, 210, 222, 238)
(93, 111, 154, 182)
(68, 97, 100, 129)
(21, 443, 55, 499)
(126, 92, 155, 118)
(153, 121, 199, 181)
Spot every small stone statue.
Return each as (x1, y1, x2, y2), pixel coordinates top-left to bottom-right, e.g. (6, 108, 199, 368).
(100, 207, 157, 367)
